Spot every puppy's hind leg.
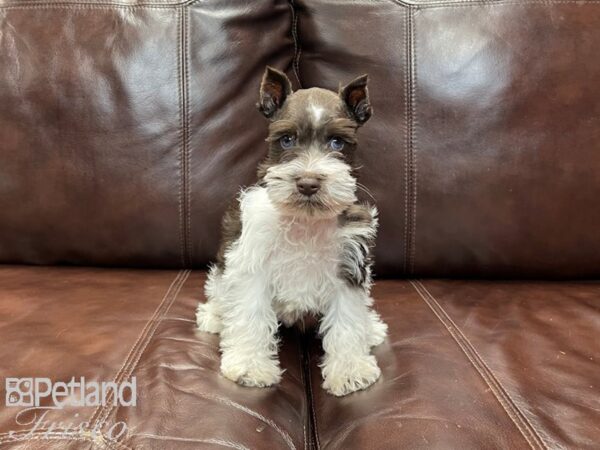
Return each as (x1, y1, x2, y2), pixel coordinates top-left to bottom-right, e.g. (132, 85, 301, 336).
(196, 265, 224, 334)
(367, 307, 388, 348)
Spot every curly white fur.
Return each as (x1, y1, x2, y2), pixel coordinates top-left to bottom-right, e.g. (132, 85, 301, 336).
(196, 186, 387, 396)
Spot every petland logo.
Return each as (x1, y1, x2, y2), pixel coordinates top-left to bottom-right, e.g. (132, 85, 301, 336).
(5, 377, 137, 408)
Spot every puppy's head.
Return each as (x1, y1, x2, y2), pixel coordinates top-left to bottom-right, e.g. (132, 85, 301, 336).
(257, 66, 372, 219)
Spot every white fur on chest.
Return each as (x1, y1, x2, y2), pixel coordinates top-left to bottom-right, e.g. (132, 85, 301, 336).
(226, 187, 342, 315)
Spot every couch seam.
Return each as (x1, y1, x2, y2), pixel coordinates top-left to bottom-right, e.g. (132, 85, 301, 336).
(409, 280, 549, 450)
(420, 1, 600, 9)
(304, 336, 320, 450)
(403, 8, 410, 275)
(0, 431, 131, 449)
(95, 270, 190, 431)
(287, 0, 302, 88)
(390, 0, 599, 7)
(177, 6, 192, 268)
(0, 0, 202, 9)
(296, 331, 308, 450)
(88, 269, 185, 425)
(409, 11, 418, 275)
(404, 6, 417, 275)
(183, 5, 192, 267)
(88, 270, 189, 430)
(88, 263, 176, 429)
(1, 0, 595, 10)
(176, 7, 185, 268)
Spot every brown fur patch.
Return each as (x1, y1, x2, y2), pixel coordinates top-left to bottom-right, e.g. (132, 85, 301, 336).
(216, 198, 242, 270)
(266, 120, 298, 141)
(323, 118, 358, 145)
(340, 203, 374, 226)
(257, 88, 362, 182)
(339, 203, 376, 288)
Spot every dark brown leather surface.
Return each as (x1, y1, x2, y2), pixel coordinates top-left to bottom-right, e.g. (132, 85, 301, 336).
(0, 267, 308, 449)
(2, 269, 598, 449)
(0, 0, 294, 269)
(3, 0, 600, 278)
(2, 1, 600, 449)
(307, 279, 600, 449)
(297, 0, 600, 277)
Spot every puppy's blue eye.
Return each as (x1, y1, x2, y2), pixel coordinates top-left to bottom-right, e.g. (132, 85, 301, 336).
(279, 135, 295, 149)
(328, 137, 345, 151)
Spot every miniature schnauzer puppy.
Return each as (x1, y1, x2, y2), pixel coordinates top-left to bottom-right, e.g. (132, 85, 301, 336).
(196, 67, 387, 396)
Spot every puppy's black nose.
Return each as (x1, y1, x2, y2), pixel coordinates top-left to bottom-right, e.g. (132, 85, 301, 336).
(296, 177, 321, 196)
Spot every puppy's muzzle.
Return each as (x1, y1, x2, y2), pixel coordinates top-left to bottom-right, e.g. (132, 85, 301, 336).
(296, 177, 321, 197)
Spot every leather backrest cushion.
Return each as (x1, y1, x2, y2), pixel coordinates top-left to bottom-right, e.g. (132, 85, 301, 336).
(297, 0, 600, 278)
(0, 0, 294, 268)
(3, 0, 600, 278)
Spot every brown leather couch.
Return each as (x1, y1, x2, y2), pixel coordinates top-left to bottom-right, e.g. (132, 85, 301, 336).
(1, 0, 599, 448)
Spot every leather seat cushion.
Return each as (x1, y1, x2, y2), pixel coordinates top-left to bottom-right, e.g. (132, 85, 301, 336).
(307, 279, 600, 449)
(0, 267, 309, 450)
(1, 267, 598, 449)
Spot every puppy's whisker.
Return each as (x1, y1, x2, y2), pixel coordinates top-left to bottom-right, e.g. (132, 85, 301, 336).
(357, 183, 376, 202)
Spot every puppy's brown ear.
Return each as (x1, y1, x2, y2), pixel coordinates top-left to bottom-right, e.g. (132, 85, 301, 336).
(258, 66, 292, 119)
(339, 74, 372, 125)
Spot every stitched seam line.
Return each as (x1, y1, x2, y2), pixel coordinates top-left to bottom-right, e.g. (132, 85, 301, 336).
(0, 431, 131, 449)
(390, 0, 600, 7)
(409, 280, 548, 450)
(95, 270, 190, 430)
(177, 7, 192, 268)
(0, 0, 202, 9)
(1, 437, 109, 450)
(1, 0, 596, 10)
(308, 350, 319, 450)
(409, 14, 418, 275)
(176, 8, 185, 268)
(287, 0, 302, 88)
(89, 270, 186, 426)
(420, 0, 600, 9)
(296, 330, 308, 450)
(0, 430, 74, 440)
(182, 5, 192, 267)
(404, 7, 417, 275)
(88, 270, 188, 428)
(304, 336, 320, 450)
(403, 9, 410, 275)
(88, 270, 182, 426)
(0, 431, 80, 444)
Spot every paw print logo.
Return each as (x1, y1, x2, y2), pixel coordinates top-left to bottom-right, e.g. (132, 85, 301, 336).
(5, 378, 34, 407)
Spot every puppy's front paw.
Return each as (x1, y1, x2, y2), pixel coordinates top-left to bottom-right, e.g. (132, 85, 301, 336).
(220, 355, 283, 388)
(322, 354, 381, 396)
(368, 310, 388, 348)
(196, 303, 223, 334)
